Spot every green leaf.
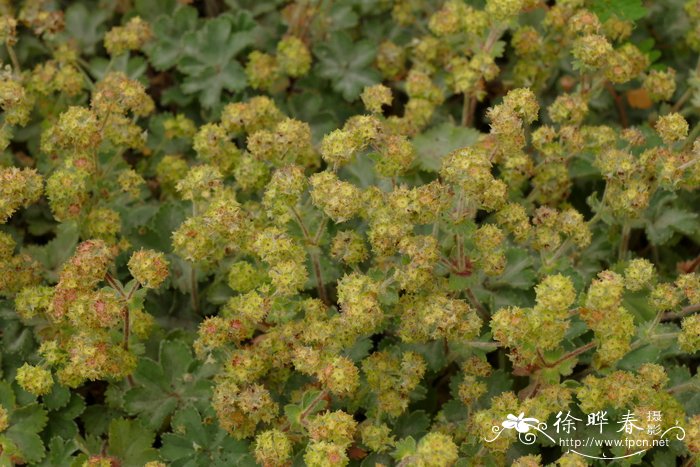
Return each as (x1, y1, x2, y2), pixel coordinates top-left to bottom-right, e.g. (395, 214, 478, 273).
(88, 54, 149, 82)
(124, 340, 214, 429)
(107, 418, 158, 467)
(134, 0, 179, 20)
(327, 4, 360, 31)
(161, 406, 255, 466)
(81, 405, 122, 437)
(63, 3, 112, 55)
(668, 367, 700, 414)
(590, 0, 647, 21)
(130, 200, 188, 252)
(0, 381, 15, 409)
(400, 340, 447, 373)
(412, 123, 481, 172)
(146, 6, 199, 71)
(2, 403, 48, 464)
(481, 369, 514, 404)
(42, 384, 71, 411)
(36, 437, 79, 467)
(644, 194, 698, 245)
(645, 206, 698, 244)
(26, 221, 79, 282)
(284, 404, 303, 430)
(486, 248, 537, 290)
(314, 32, 381, 101)
(181, 61, 246, 109)
(43, 394, 86, 441)
(391, 436, 417, 461)
(176, 12, 256, 107)
(345, 336, 373, 362)
(393, 411, 430, 439)
(0, 310, 34, 356)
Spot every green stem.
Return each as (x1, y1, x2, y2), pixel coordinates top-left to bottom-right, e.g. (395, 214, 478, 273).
(5, 43, 21, 74)
(662, 303, 700, 321)
(291, 207, 329, 304)
(190, 265, 199, 314)
(618, 222, 631, 261)
(291, 207, 312, 240)
(629, 331, 679, 352)
(462, 93, 477, 127)
(667, 379, 700, 394)
(539, 342, 596, 368)
(464, 341, 500, 351)
(545, 238, 572, 268)
(466, 288, 489, 322)
(310, 249, 329, 305)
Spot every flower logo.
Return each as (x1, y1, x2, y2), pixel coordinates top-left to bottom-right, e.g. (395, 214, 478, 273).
(502, 413, 540, 433)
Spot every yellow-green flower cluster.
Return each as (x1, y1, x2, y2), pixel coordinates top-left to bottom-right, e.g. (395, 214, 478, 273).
(0, 167, 43, 223)
(655, 113, 689, 145)
(362, 350, 426, 417)
(128, 249, 169, 289)
(15, 363, 53, 396)
(580, 271, 635, 367)
(104, 16, 152, 55)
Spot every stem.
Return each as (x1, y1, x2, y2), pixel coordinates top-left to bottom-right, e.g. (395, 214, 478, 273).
(587, 183, 608, 227)
(106, 272, 136, 386)
(280, 388, 329, 432)
(678, 157, 700, 171)
(462, 94, 477, 127)
(545, 238, 572, 268)
(667, 379, 700, 395)
(455, 234, 464, 271)
(301, 390, 328, 419)
(604, 81, 628, 128)
(647, 309, 664, 338)
(671, 56, 700, 115)
(75, 63, 96, 91)
(122, 305, 130, 351)
(466, 288, 489, 322)
(670, 87, 692, 114)
(5, 44, 21, 74)
(291, 207, 312, 240)
(629, 331, 679, 351)
(104, 273, 126, 297)
(465, 341, 500, 351)
(482, 27, 504, 53)
(618, 222, 631, 261)
(313, 217, 328, 245)
(310, 250, 329, 305)
(662, 303, 700, 321)
(682, 121, 700, 150)
(540, 342, 596, 368)
(190, 264, 199, 314)
(291, 207, 329, 304)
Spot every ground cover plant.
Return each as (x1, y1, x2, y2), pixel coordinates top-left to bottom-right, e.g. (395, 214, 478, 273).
(0, 0, 700, 465)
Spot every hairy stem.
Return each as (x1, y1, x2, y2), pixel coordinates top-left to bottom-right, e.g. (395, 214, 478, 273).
(462, 93, 477, 127)
(662, 303, 700, 321)
(190, 265, 199, 314)
(310, 250, 329, 305)
(540, 342, 596, 368)
(5, 44, 21, 74)
(466, 288, 489, 322)
(604, 81, 628, 128)
(618, 222, 631, 261)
